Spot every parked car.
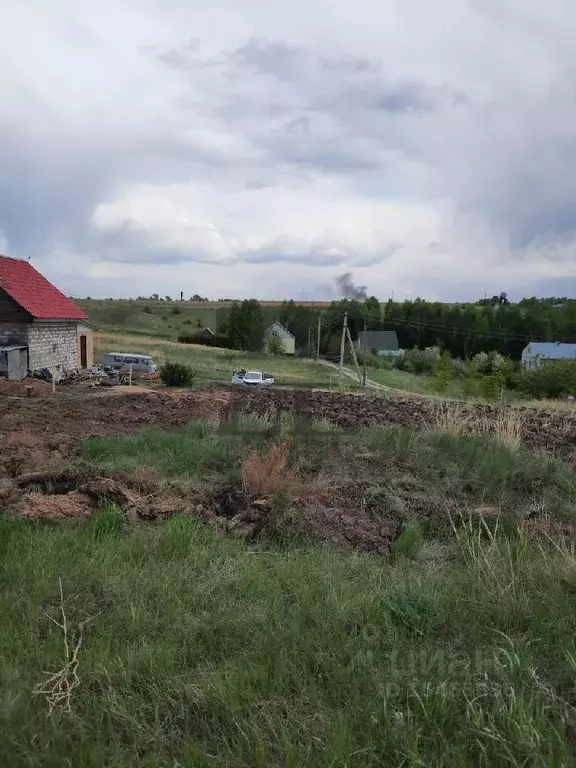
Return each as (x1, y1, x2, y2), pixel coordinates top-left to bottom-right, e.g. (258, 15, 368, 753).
(103, 352, 157, 374)
(231, 370, 274, 387)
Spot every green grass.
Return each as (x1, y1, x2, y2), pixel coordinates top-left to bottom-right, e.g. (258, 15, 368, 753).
(95, 331, 338, 387)
(5, 421, 576, 764)
(84, 418, 576, 526)
(2, 512, 576, 766)
(78, 299, 281, 341)
(365, 366, 434, 393)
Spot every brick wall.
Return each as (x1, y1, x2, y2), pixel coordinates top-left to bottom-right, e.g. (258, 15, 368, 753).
(27, 321, 78, 378)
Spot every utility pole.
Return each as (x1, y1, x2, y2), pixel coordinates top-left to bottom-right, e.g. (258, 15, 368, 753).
(339, 311, 347, 388)
(362, 317, 367, 387)
(316, 314, 322, 360)
(345, 324, 362, 384)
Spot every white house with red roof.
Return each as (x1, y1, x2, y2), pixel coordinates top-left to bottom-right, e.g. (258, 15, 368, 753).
(0, 254, 94, 379)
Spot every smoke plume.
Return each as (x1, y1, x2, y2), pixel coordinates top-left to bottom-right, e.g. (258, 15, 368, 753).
(336, 272, 368, 300)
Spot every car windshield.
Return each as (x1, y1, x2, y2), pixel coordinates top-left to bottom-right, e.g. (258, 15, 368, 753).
(244, 371, 262, 381)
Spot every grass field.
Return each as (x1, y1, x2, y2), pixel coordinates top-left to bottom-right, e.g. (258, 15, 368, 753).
(95, 332, 340, 387)
(3, 420, 576, 765)
(78, 299, 283, 340)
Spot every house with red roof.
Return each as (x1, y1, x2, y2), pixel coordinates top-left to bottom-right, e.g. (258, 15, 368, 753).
(0, 254, 94, 379)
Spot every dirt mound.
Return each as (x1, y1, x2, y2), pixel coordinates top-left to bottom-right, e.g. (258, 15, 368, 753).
(20, 491, 92, 520)
(0, 378, 53, 397)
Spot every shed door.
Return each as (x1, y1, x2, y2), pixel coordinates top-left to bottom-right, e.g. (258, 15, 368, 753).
(7, 349, 28, 380)
(80, 335, 88, 368)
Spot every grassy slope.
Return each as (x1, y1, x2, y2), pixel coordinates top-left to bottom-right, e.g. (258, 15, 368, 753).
(2, 423, 576, 765)
(95, 332, 338, 387)
(78, 300, 281, 340)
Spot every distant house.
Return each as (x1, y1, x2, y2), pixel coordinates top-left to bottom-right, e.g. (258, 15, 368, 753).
(197, 327, 215, 342)
(263, 322, 296, 355)
(357, 330, 400, 357)
(0, 254, 94, 380)
(521, 342, 576, 369)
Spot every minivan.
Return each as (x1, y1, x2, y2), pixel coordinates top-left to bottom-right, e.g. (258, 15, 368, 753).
(103, 353, 157, 373)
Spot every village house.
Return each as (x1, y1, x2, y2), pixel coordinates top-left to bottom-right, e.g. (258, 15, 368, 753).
(357, 330, 400, 358)
(0, 254, 94, 380)
(521, 341, 576, 369)
(263, 322, 296, 355)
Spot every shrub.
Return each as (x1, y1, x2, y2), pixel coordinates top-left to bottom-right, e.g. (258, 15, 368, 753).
(452, 358, 468, 378)
(428, 351, 454, 393)
(479, 373, 505, 400)
(267, 334, 285, 355)
(177, 332, 198, 344)
(172, 306, 181, 315)
(474, 350, 505, 375)
(395, 346, 441, 375)
(160, 361, 195, 387)
(143, 306, 153, 315)
(178, 332, 231, 348)
(518, 360, 576, 399)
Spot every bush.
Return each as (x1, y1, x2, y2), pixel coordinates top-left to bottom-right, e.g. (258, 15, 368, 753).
(518, 360, 576, 399)
(474, 350, 505, 375)
(177, 332, 198, 344)
(267, 334, 285, 355)
(427, 350, 454, 393)
(479, 373, 505, 399)
(143, 306, 153, 315)
(178, 332, 231, 348)
(172, 306, 181, 315)
(395, 346, 440, 375)
(160, 361, 195, 387)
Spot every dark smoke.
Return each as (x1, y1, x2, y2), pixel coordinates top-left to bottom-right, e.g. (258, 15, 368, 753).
(336, 272, 367, 300)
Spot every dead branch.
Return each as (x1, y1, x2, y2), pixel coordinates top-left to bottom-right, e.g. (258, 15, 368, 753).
(33, 578, 97, 715)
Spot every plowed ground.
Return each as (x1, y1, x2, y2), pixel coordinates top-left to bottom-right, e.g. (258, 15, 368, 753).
(1, 387, 575, 551)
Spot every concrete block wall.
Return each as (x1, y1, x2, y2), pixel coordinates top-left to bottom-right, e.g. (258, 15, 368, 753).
(27, 321, 78, 378)
(0, 323, 28, 346)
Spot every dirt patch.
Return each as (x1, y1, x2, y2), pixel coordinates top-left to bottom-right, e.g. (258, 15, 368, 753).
(0, 378, 54, 397)
(20, 491, 92, 520)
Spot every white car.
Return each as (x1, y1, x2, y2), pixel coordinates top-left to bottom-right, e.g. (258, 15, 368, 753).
(231, 370, 274, 388)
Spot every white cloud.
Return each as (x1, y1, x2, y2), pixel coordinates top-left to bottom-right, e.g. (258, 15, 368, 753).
(1, 0, 576, 299)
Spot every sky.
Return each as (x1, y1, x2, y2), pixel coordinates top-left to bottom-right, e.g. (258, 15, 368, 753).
(1, 0, 576, 301)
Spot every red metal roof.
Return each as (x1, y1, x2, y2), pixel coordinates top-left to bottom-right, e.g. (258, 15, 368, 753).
(0, 255, 88, 320)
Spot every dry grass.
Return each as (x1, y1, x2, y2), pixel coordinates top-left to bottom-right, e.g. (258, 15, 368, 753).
(432, 403, 473, 437)
(433, 403, 524, 451)
(241, 441, 291, 495)
(490, 408, 524, 451)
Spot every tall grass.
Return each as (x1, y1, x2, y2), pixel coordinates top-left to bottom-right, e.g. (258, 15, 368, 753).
(433, 403, 525, 451)
(1, 514, 576, 765)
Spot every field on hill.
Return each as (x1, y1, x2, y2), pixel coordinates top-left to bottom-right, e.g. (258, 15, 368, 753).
(95, 332, 337, 387)
(2, 384, 576, 765)
(78, 299, 309, 340)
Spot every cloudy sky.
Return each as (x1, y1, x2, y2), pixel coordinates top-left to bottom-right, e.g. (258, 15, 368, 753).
(1, 0, 576, 301)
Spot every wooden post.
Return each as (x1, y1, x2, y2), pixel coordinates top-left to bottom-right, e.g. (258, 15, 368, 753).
(129, 363, 133, 388)
(339, 312, 347, 389)
(52, 362, 56, 394)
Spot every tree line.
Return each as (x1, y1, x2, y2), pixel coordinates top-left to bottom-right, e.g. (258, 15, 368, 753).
(179, 296, 576, 360)
(278, 297, 576, 360)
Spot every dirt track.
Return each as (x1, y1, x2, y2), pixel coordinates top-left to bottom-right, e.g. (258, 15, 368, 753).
(1, 387, 576, 479)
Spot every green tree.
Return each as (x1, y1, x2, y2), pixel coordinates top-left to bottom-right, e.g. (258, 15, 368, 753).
(226, 300, 265, 352)
(267, 334, 285, 355)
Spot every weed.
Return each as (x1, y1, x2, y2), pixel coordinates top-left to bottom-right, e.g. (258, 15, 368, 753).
(242, 441, 291, 494)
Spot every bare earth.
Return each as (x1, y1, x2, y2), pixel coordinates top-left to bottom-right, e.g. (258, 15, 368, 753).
(1, 386, 575, 550)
